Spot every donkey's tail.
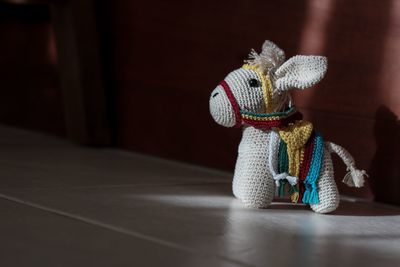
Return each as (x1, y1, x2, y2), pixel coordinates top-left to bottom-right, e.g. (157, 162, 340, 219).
(325, 142, 368, 188)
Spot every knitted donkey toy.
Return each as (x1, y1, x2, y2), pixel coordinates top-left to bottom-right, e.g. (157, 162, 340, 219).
(209, 40, 367, 213)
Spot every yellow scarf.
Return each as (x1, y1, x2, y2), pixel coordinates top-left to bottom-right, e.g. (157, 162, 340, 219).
(278, 121, 313, 202)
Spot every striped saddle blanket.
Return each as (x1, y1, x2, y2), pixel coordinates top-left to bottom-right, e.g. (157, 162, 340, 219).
(277, 121, 325, 204)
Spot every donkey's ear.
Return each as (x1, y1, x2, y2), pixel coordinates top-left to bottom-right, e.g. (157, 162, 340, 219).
(273, 55, 327, 91)
(260, 40, 286, 67)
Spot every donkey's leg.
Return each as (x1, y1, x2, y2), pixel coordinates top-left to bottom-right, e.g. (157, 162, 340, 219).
(310, 148, 340, 213)
(232, 134, 275, 208)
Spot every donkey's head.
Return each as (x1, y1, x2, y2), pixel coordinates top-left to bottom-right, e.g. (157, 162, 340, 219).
(209, 40, 328, 128)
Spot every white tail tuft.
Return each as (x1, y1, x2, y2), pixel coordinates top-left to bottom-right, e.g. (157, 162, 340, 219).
(325, 142, 368, 188)
(342, 166, 368, 188)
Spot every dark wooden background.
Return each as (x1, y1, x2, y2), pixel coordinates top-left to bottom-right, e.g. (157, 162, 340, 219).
(1, 0, 399, 205)
(0, 3, 64, 135)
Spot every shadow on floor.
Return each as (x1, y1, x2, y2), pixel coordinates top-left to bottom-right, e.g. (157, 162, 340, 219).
(331, 200, 400, 216)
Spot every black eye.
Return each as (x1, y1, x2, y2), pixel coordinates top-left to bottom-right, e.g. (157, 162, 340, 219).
(248, 78, 261, 87)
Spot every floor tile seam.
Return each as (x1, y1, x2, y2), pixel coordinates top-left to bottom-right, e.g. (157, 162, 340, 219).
(0, 181, 231, 191)
(108, 149, 233, 177)
(0, 193, 253, 267)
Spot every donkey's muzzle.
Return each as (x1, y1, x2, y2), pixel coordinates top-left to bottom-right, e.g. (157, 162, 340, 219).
(219, 80, 242, 128)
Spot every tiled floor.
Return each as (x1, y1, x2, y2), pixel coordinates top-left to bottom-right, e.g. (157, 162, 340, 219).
(0, 126, 400, 267)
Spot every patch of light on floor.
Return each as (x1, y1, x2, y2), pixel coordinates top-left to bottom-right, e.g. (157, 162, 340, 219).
(137, 194, 236, 209)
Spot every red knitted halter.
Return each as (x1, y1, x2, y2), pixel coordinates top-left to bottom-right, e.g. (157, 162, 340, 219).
(220, 80, 242, 128)
(219, 80, 302, 130)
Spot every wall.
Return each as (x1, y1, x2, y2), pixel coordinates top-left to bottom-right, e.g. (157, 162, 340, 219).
(98, 0, 400, 205)
(1, 0, 399, 205)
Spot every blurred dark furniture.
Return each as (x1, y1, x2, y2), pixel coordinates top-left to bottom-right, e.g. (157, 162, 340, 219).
(2, 0, 111, 145)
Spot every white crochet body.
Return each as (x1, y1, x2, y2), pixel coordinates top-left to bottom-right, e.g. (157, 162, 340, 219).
(209, 40, 367, 214)
(233, 126, 340, 213)
(232, 127, 275, 207)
